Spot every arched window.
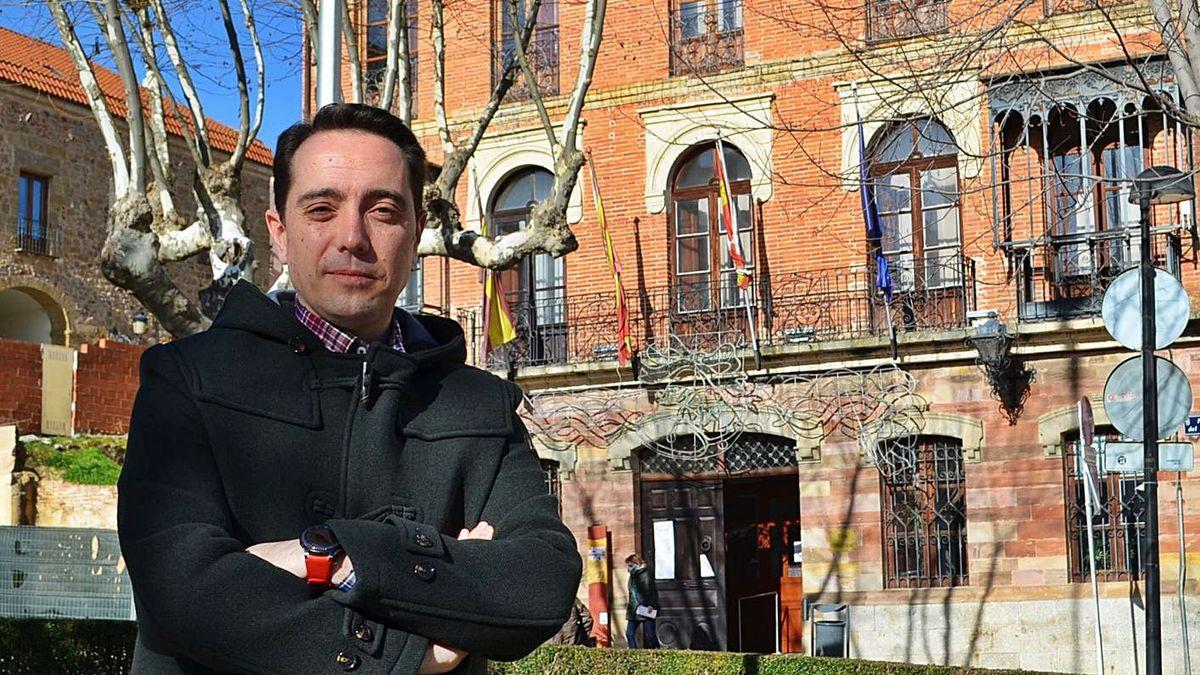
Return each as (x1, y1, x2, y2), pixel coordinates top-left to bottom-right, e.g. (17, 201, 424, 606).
(669, 142, 753, 312)
(869, 118, 962, 292)
(489, 166, 565, 364)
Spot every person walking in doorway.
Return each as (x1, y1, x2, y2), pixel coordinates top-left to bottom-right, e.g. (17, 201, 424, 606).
(625, 553, 660, 648)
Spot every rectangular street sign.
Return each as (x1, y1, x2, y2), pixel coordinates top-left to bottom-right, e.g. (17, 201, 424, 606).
(1186, 415, 1200, 436)
(1101, 442, 1194, 473)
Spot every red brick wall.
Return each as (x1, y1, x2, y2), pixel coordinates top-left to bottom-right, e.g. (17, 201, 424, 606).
(75, 339, 146, 435)
(0, 337, 42, 433)
(0, 337, 144, 436)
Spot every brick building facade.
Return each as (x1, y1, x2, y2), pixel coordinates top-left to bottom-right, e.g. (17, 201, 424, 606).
(330, 2, 1200, 670)
(0, 27, 274, 348)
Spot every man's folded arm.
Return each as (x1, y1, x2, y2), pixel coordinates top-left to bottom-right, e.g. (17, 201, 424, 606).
(119, 345, 429, 674)
(327, 419, 583, 661)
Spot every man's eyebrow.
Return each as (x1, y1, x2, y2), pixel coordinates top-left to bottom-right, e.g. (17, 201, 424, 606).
(296, 187, 344, 203)
(363, 188, 410, 208)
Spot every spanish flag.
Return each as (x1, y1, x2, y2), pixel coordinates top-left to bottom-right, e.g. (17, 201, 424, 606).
(475, 170, 516, 356)
(587, 151, 633, 365)
(714, 138, 752, 291)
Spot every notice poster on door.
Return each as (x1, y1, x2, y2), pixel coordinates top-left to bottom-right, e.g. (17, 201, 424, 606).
(652, 520, 674, 579)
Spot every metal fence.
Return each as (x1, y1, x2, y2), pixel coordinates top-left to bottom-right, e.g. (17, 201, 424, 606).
(469, 250, 976, 370)
(1012, 229, 1181, 322)
(0, 526, 133, 621)
(14, 218, 60, 257)
(669, 0, 744, 76)
(865, 0, 949, 43)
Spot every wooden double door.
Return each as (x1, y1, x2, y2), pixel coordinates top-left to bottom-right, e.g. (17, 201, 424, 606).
(637, 474, 802, 652)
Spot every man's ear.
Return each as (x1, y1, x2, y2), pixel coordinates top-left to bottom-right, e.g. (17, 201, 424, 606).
(265, 208, 288, 263)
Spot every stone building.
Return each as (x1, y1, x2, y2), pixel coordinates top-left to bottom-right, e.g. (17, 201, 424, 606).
(321, 2, 1200, 670)
(0, 26, 274, 347)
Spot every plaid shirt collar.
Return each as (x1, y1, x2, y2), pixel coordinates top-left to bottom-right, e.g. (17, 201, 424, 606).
(294, 296, 406, 354)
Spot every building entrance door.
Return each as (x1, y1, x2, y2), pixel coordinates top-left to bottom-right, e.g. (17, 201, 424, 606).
(635, 433, 803, 652)
(723, 475, 802, 653)
(638, 479, 726, 650)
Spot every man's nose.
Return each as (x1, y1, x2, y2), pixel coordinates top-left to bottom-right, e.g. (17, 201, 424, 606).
(334, 211, 372, 255)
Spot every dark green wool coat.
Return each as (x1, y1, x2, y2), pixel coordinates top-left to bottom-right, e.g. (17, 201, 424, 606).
(117, 281, 582, 674)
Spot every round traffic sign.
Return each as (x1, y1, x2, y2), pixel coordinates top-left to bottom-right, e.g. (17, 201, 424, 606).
(1102, 355, 1193, 441)
(1102, 267, 1190, 350)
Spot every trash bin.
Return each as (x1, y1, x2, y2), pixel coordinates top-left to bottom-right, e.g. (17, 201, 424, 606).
(808, 603, 849, 658)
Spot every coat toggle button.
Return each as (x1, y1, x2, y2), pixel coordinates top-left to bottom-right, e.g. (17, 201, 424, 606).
(414, 532, 433, 548)
(354, 624, 373, 642)
(335, 651, 360, 671)
(413, 563, 436, 581)
(289, 337, 308, 354)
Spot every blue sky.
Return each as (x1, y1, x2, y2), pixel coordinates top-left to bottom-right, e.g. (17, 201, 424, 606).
(1, 1, 305, 152)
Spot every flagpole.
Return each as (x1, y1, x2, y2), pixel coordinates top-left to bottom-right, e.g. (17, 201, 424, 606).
(852, 84, 898, 361)
(715, 137, 761, 370)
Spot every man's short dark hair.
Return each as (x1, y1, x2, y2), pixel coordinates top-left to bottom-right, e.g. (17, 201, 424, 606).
(273, 103, 427, 220)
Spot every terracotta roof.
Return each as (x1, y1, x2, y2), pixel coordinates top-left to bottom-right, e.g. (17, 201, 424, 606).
(0, 26, 273, 166)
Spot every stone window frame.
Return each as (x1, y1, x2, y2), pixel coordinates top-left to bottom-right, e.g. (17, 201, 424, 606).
(638, 93, 775, 215)
(605, 409, 823, 472)
(859, 411, 984, 464)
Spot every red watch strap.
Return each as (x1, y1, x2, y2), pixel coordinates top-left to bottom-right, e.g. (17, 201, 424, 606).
(305, 553, 334, 586)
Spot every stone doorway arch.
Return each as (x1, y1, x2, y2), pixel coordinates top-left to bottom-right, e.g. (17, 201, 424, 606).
(0, 280, 71, 345)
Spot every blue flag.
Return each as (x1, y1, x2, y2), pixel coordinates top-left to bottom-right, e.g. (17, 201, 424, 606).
(857, 106, 893, 304)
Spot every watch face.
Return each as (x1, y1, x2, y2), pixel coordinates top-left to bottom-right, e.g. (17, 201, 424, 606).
(301, 524, 340, 555)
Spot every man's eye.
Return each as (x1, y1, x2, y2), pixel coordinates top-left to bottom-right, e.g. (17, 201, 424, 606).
(306, 205, 334, 218)
(373, 206, 400, 219)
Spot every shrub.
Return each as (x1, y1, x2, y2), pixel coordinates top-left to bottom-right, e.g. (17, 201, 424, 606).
(21, 435, 126, 485)
(0, 620, 136, 674)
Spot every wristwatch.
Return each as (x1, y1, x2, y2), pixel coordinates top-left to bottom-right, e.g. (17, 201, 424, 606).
(300, 524, 342, 587)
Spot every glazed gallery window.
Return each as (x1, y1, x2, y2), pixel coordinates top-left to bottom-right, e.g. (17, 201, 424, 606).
(869, 118, 963, 292)
(494, 0, 559, 99)
(1042, 100, 1157, 277)
(364, 0, 419, 112)
(489, 166, 566, 364)
(1063, 430, 1147, 582)
(670, 142, 753, 312)
(878, 435, 968, 588)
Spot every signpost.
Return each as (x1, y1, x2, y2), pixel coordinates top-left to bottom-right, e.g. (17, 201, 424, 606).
(1077, 397, 1104, 675)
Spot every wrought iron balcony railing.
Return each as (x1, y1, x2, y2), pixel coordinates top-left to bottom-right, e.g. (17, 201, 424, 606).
(492, 29, 559, 101)
(462, 250, 976, 371)
(1043, 0, 1129, 17)
(669, 0, 744, 77)
(865, 0, 949, 43)
(14, 218, 60, 257)
(1012, 228, 1182, 323)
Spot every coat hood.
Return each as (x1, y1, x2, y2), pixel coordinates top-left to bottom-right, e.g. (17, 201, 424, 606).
(210, 280, 468, 366)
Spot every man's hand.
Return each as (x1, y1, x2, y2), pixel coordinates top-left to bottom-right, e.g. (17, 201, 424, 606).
(419, 521, 493, 675)
(246, 538, 354, 586)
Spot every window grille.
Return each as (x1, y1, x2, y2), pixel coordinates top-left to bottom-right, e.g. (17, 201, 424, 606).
(879, 435, 968, 588)
(1063, 431, 1147, 582)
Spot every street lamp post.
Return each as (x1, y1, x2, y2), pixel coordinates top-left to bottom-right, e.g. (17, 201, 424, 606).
(1131, 165, 1194, 675)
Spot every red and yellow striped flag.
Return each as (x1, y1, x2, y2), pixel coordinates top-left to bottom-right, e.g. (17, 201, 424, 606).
(475, 169, 516, 356)
(587, 152, 633, 365)
(714, 138, 752, 291)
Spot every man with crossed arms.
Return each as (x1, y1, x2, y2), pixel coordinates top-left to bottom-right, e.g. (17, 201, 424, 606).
(119, 103, 582, 674)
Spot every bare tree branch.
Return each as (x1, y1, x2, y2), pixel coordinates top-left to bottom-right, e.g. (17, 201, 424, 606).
(507, 0, 557, 157)
(48, 1, 130, 195)
(431, 0, 455, 156)
(560, 0, 606, 153)
(341, 0, 364, 104)
(150, 0, 212, 163)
